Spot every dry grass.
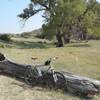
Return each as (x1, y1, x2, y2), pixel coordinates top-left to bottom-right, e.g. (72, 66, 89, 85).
(0, 38, 100, 100)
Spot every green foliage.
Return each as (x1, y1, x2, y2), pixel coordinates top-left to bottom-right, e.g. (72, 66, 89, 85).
(0, 34, 11, 41)
(42, 23, 56, 40)
(41, 0, 88, 39)
(18, 0, 100, 41)
(0, 44, 5, 48)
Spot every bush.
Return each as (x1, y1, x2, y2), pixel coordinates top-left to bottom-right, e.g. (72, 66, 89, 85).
(0, 34, 11, 41)
(0, 44, 5, 48)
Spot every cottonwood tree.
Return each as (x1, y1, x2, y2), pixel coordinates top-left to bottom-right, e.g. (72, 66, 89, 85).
(18, 0, 98, 47)
(18, 0, 64, 47)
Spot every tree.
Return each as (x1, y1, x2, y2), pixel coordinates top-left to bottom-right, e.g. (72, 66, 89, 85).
(18, 0, 98, 47)
(92, 1, 100, 37)
(41, 0, 97, 43)
(18, 0, 64, 47)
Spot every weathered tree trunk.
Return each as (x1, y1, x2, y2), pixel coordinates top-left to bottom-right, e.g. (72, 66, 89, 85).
(0, 53, 29, 79)
(0, 53, 100, 97)
(60, 71, 100, 93)
(0, 58, 100, 91)
(0, 59, 28, 79)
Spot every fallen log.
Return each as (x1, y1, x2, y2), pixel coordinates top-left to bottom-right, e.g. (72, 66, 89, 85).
(60, 71, 100, 97)
(0, 53, 50, 80)
(61, 71, 100, 91)
(0, 59, 27, 78)
(0, 53, 100, 97)
(0, 53, 30, 79)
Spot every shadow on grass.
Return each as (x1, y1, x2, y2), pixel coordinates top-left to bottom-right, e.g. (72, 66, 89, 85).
(0, 40, 53, 49)
(0, 39, 91, 49)
(63, 91, 94, 100)
(14, 41, 50, 49)
(67, 43, 91, 48)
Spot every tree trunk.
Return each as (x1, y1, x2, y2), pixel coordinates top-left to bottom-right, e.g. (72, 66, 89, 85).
(56, 31, 64, 47)
(63, 34, 70, 44)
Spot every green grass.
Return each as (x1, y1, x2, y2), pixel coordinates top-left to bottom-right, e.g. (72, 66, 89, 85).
(0, 38, 100, 100)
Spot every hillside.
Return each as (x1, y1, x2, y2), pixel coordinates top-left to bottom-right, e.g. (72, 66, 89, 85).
(19, 29, 42, 38)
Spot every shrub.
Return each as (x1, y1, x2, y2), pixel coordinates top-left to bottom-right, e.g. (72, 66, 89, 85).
(0, 44, 5, 48)
(0, 34, 11, 41)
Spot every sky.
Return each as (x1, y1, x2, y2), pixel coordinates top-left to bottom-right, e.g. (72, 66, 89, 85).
(0, 0, 100, 34)
(0, 0, 44, 33)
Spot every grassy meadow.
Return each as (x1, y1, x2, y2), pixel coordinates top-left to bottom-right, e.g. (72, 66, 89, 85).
(0, 37, 100, 100)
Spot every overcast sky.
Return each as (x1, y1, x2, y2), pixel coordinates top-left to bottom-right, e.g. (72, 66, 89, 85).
(0, 0, 100, 33)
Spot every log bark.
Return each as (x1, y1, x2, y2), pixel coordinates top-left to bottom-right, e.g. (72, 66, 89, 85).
(60, 71, 100, 95)
(61, 71, 100, 91)
(0, 59, 28, 78)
